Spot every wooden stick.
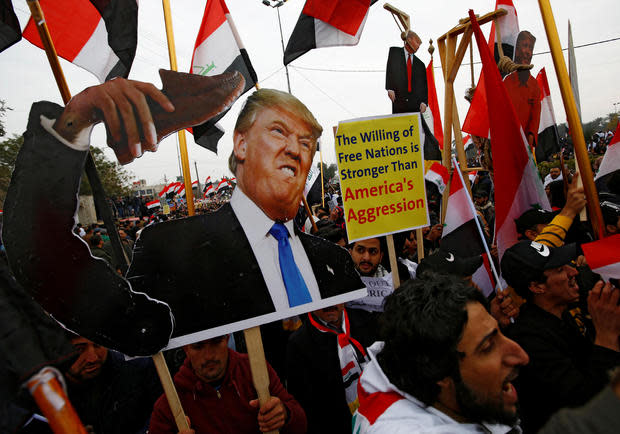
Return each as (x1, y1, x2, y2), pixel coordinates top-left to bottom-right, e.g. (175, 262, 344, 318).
(439, 9, 506, 41)
(244, 327, 278, 434)
(162, 0, 195, 217)
(386, 234, 401, 290)
(152, 353, 190, 431)
(415, 228, 425, 261)
(319, 148, 325, 208)
(537, 0, 604, 238)
(26, 0, 129, 273)
(302, 196, 318, 233)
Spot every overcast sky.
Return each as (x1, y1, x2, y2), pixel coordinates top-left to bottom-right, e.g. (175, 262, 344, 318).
(1, 0, 619, 186)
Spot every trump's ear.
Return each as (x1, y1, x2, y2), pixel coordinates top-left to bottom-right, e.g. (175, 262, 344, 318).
(233, 130, 247, 162)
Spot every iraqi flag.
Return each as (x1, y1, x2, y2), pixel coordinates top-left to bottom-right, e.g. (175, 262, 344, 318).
(462, 0, 518, 138)
(283, 0, 375, 65)
(441, 163, 496, 296)
(0, 0, 21, 53)
(595, 121, 620, 188)
(158, 182, 176, 198)
(581, 234, 620, 282)
(469, 9, 550, 260)
(441, 165, 486, 258)
(426, 58, 443, 149)
(146, 200, 161, 210)
(216, 178, 231, 193)
(535, 68, 561, 162)
(190, 0, 257, 153)
(203, 183, 215, 198)
(424, 162, 449, 195)
(23, 0, 138, 82)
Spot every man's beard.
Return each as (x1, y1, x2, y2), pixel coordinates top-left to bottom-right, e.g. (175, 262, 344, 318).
(454, 376, 520, 427)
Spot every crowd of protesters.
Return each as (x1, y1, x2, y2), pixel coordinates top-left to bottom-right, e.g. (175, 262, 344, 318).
(1, 72, 619, 434)
(13, 139, 609, 434)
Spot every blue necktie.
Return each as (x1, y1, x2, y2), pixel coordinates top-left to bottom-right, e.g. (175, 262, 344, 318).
(269, 223, 312, 307)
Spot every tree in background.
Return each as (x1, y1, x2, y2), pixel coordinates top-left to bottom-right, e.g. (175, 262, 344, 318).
(0, 137, 133, 205)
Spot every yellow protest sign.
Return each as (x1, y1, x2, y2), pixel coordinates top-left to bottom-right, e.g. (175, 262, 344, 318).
(335, 113, 429, 242)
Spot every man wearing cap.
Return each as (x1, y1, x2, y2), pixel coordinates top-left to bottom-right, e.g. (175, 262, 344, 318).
(501, 241, 620, 432)
(515, 173, 586, 247)
(601, 197, 620, 236)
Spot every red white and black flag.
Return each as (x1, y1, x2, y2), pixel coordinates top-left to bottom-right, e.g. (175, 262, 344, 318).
(283, 0, 376, 65)
(146, 200, 161, 210)
(190, 0, 257, 153)
(23, 0, 138, 82)
(0, 0, 20, 53)
(424, 162, 449, 195)
(441, 159, 498, 296)
(426, 58, 444, 149)
(581, 234, 620, 282)
(535, 68, 561, 162)
(441, 163, 487, 258)
(595, 121, 620, 188)
(469, 9, 549, 259)
(462, 0, 519, 138)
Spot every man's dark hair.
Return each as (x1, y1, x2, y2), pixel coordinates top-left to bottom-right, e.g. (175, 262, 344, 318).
(348, 236, 386, 253)
(90, 234, 102, 248)
(378, 273, 487, 405)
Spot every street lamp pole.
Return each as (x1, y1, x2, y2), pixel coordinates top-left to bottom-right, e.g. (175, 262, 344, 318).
(262, 0, 291, 93)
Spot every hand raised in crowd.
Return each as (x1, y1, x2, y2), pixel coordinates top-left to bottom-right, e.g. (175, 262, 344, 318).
(249, 396, 288, 432)
(560, 171, 587, 219)
(490, 290, 519, 328)
(588, 280, 620, 351)
(53, 78, 175, 165)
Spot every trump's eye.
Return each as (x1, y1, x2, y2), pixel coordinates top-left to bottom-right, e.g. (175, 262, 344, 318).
(271, 126, 284, 135)
(300, 140, 312, 149)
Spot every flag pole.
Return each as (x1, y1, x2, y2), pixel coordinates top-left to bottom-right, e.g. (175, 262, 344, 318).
(320, 149, 325, 207)
(162, 0, 196, 217)
(537, 0, 604, 239)
(25, 0, 129, 274)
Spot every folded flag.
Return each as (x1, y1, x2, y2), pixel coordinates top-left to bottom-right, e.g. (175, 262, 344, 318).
(426, 58, 443, 149)
(190, 0, 257, 153)
(23, 0, 138, 82)
(284, 0, 376, 65)
(535, 68, 561, 162)
(581, 234, 620, 281)
(462, 0, 519, 138)
(424, 162, 449, 195)
(0, 0, 21, 53)
(469, 9, 550, 259)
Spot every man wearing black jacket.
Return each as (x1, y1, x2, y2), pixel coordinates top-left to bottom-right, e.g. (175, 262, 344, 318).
(501, 241, 620, 433)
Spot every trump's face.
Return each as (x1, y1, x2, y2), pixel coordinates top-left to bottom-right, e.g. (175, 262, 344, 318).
(234, 106, 316, 221)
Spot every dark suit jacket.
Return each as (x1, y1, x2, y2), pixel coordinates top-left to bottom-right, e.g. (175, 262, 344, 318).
(4, 101, 364, 356)
(385, 46, 428, 114)
(127, 203, 364, 338)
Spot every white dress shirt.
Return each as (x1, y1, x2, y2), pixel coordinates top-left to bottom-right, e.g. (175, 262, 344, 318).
(230, 187, 321, 311)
